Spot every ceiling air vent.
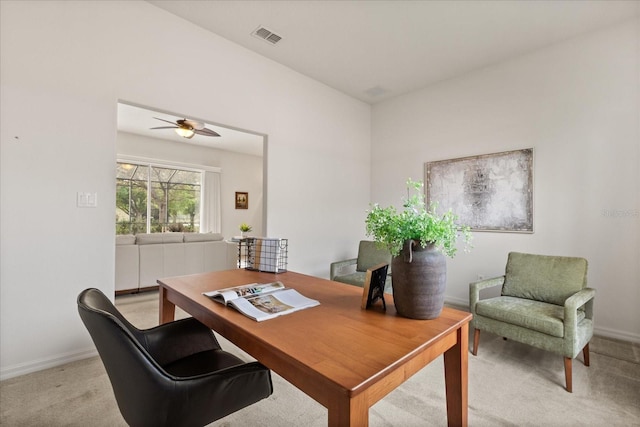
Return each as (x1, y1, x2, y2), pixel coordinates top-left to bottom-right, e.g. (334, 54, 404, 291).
(252, 26, 282, 45)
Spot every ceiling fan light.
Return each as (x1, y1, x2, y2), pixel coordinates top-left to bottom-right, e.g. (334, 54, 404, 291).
(175, 127, 195, 138)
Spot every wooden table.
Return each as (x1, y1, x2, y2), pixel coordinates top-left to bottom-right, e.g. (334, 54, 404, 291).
(158, 269, 471, 427)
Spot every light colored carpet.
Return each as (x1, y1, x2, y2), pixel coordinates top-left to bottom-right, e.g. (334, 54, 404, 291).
(1, 291, 639, 426)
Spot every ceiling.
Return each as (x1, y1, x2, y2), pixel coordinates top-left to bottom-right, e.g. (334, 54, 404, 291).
(125, 1, 636, 153)
(117, 102, 264, 157)
(147, 0, 638, 104)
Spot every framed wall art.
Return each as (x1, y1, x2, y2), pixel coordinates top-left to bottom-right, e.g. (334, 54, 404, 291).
(425, 148, 533, 232)
(235, 192, 248, 209)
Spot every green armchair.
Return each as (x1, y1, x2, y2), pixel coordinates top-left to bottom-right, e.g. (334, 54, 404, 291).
(330, 240, 392, 292)
(469, 252, 595, 392)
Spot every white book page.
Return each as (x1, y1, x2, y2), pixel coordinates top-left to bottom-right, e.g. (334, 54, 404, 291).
(269, 289, 319, 309)
(230, 289, 320, 321)
(210, 289, 240, 304)
(204, 281, 285, 304)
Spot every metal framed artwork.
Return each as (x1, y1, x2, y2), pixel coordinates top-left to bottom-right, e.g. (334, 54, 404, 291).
(425, 148, 533, 232)
(235, 192, 248, 209)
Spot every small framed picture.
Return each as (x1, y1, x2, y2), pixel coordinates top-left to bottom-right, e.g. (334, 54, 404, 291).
(235, 192, 248, 209)
(361, 263, 389, 310)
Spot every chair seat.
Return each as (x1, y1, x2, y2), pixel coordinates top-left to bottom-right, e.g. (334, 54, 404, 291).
(163, 349, 245, 377)
(334, 272, 392, 293)
(334, 272, 367, 287)
(475, 296, 585, 338)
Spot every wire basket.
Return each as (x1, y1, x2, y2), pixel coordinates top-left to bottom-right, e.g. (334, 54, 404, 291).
(244, 237, 288, 273)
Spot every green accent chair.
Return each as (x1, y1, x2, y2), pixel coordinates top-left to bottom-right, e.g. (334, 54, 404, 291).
(469, 252, 595, 392)
(330, 241, 392, 292)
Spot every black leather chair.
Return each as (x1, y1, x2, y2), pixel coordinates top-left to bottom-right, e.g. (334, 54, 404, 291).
(77, 288, 273, 427)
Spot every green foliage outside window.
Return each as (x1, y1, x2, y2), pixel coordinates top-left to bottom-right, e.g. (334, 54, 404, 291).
(116, 162, 202, 235)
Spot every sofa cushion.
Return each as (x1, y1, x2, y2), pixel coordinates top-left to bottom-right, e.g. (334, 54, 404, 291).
(502, 252, 588, 306)
(116, 234, 136, 245)
(183, 233, 224, 242)
(136, 233, 184, 245)
(356, 241, 392, 272)
(476, 296, 585, 338)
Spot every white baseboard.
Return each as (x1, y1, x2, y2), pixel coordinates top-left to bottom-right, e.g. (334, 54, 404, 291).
(594, 325, 640, 344)
(445, 295, 469, 310)
(0, 347, 97, 381)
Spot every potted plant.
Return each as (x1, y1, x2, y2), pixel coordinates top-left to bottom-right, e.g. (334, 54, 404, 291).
(239, 223, 252, 238)
(365, 179, 471, 319)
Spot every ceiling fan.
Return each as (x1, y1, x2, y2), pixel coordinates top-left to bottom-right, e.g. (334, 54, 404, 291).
(150, 117, 221, 139)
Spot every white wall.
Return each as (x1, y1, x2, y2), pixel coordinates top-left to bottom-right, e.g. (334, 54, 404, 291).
(117, 131, 264, 239)
(0, 1, 371, 379)
(372, 19, 640, 342)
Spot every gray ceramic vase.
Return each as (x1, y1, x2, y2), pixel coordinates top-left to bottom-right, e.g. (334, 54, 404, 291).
(391, 240, 446, 319)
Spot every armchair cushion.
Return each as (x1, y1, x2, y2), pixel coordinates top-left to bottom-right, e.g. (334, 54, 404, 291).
(334, 272, 367, 288)
(502, 252, 588, 306)
(476, 296, 585, 338)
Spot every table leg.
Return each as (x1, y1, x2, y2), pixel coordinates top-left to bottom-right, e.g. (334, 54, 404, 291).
(444, 322, 469, 427)
(159, 286, 176, 324)
(327, 393, 369, 427)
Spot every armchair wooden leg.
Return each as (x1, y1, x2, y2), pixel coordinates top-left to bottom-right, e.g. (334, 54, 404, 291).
(564, 357, 573, 393)
(583, 343, 590, 366)
(472, 329, 480, 356)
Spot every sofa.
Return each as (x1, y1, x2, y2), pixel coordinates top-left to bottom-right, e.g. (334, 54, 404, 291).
(115, 233, 238, 294)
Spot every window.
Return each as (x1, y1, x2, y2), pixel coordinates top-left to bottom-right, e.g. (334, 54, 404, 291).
(116, 162, 202, 235)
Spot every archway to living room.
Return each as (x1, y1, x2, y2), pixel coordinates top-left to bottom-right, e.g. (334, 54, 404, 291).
(114, 101, 267, 295)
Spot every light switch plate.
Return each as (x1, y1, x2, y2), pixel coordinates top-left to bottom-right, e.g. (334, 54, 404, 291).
(77, 192, 98, 208)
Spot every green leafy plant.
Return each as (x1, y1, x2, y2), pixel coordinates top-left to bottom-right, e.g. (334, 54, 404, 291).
(365, 179, 472, 257)
(239, 223, 252, 233)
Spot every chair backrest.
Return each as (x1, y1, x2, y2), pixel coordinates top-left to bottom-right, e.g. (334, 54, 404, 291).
(78, 287, 144, 339)
(77, 288, 175, 425)
(501, 252, 588, 305)
(356, 240, 392, 272)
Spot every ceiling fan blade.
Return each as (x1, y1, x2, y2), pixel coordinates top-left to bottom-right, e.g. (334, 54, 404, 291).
(182, 119, 205, 130)
(150, 126, 178, 130)
(153, 117, 178, 126)
(194, 128, 221, 137)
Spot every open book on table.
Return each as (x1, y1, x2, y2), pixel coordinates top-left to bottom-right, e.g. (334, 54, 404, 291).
(203, 281, 320, 322)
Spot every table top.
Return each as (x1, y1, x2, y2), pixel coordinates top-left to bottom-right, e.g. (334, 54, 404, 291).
(158, 269, 471, 401)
